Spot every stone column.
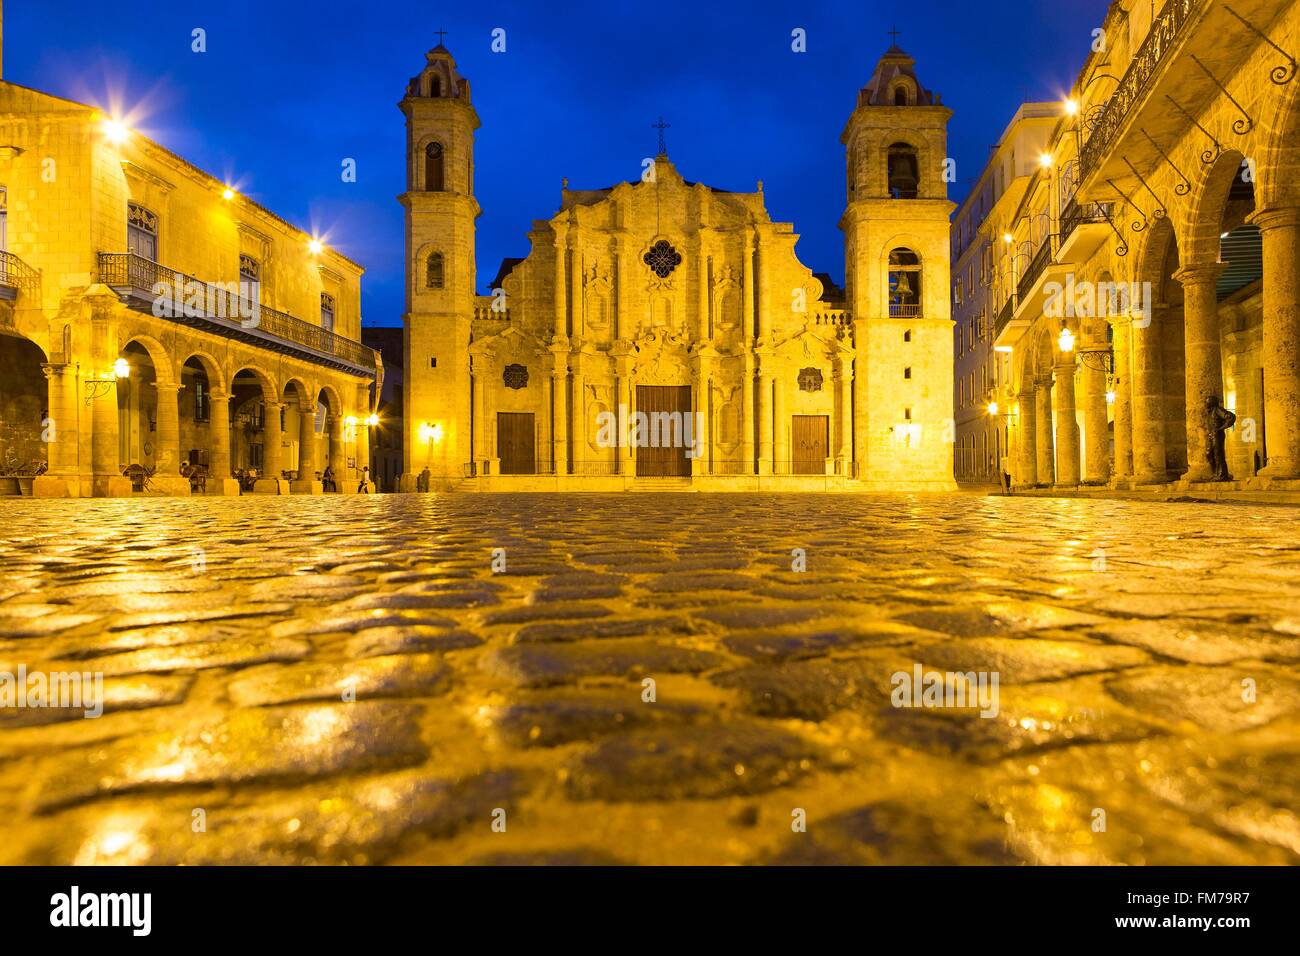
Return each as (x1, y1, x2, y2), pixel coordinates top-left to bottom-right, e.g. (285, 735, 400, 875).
(152, 383, 187, 495)
(471, 372, 486, 470)
(291, 401, 322, 494)
(354, 384, 371, 490)
(757, 368, 773, 474)
(691, 361, 711, 477)
(572, 363, 586, 473)
(1054, 360, 1081, 486)
(35, 363, 78, 497)
(1015, 387, 1036, 488)
(206, 388, 237, 495)
(1110, 317, 1134, 481)
(1175, 262, 1227, 481)
(1129, 308, 1167, 483)
(88, 308, 131, 497)
(623, 372, 636, 476)
(772, 370, 787, 473)
(552, 363, 569, 476)
(1248, 207, 1300, 478)
(1081, 358, 1109, 484)
(569, 240, 583, 339)
(740, 356, 755, 474)
(1035, 377, 1054, 486)
(553, 228, 568, 340)
(696, 234, 710, 341)
(614, 240, 629, 341)
(838, 360, 853, 473)
(254, 401, 285, 493)
(329, 415, 346, 488)
(742, 235, 755, 340)
(754, 231, 770, 341)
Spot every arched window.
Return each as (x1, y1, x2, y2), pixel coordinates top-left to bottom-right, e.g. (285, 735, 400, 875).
(894, 86, 908, 106)
(429, 75, 441, 97)
(426, 252, 445, 289)
(425, 142, 445, 192)
(887, 143, 920, 199)
(888, 248, 922, 318)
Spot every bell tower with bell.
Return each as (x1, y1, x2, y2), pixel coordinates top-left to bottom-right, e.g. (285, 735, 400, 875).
(841, 41, 956, 489)
(399, 37, 480, 489)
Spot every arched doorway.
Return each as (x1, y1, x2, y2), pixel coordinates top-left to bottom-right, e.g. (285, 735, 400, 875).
(229, 366, 277, 492)
(118, 338, 186, 494)
(0, 331, 48, 495)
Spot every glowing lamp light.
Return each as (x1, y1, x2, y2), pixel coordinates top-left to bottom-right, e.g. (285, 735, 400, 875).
(308, 239, 324, 255)
(1057, 324, 1076, 353)
(222, 187, 235, 201)
(1064, 99, 1079, 116)
(1039, 152, 1053, 169)
(419, 422, 444, 444)
(1105, 389, 1117, 405)
(344, 415, 358, 427)
(1003, 233, 1014, 244)
(101, 118, 130, 145)
(994, 345, 1014, 354)
(112, 358, 130, 379)
(987, 401, 999, 417)
(366, 413, 379, 427)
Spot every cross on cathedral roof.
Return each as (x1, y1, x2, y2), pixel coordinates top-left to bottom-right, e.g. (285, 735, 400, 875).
(652, 116, 670, 157)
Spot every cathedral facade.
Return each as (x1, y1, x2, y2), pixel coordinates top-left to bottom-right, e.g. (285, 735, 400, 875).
(401, 44, 955, 491)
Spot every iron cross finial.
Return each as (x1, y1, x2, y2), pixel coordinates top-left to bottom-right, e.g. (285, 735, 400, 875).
(435, 27, 448, 45)
(652, 116, 670, 156)
(888, 27, 901, 45)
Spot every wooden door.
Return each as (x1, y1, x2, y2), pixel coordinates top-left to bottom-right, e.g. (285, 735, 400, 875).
(636, 385, 692, 477)
(497, 412, 535, 474)
(792, 415, 828, 475)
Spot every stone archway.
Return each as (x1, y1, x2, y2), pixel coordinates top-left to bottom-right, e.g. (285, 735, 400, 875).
(118, 337, 187, 495)
(0, 330, 49, 495)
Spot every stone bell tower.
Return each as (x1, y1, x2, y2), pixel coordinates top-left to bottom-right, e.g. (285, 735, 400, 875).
(841, 45, 956, 489)
(399, 41, 479, 489)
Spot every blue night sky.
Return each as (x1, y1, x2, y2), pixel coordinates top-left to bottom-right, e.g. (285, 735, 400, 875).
(8, 0, 1107, 327)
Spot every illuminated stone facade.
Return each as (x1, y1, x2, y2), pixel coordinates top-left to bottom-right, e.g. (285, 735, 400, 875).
(401, 45, 956, 490)
(0, 78, 379, 498)
(989, 0, 1300, 491)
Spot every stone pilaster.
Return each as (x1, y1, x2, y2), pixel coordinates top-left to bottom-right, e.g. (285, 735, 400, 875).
(205, 389, 239, 495)
(757, 367, 773, 475)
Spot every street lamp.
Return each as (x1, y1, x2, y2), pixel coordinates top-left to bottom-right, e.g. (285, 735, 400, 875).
(1057, 322, 1076, 353)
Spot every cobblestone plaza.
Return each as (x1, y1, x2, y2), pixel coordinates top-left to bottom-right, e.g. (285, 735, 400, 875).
(0, 492, 1296, 865)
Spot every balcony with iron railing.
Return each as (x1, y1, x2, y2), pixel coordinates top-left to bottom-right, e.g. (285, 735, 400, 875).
(993, 293, 1018, 341)
(98, 253, 377, 375)
(1017, 237, 1057, 303)
(889, 303, 922, 319)
(0, 251, 41, 301)
(1078, 0, 1204, 183)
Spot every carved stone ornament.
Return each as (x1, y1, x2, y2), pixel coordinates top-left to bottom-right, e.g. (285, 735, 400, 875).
(503, 364, 529, 389)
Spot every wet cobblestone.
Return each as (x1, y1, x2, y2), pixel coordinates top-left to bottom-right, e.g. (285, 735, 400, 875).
(0, 493, 1297, 864)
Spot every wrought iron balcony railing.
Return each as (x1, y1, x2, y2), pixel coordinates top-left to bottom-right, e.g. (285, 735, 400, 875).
(1017, 238, 1057, 301)
(994, 293, 1018, 339)
(98, 253, 377, 373)
(1079, 0, 1203, 182)
(0, 251, 41, 298)
(1059, 200, 1113, 247)
(889, 303, 922, 319)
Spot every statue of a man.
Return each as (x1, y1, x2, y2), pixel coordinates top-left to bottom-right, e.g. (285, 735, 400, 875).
(1205, 395, 1236, 481)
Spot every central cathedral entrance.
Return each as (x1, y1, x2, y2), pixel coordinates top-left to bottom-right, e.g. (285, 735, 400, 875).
(636, 385, 692, 477)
